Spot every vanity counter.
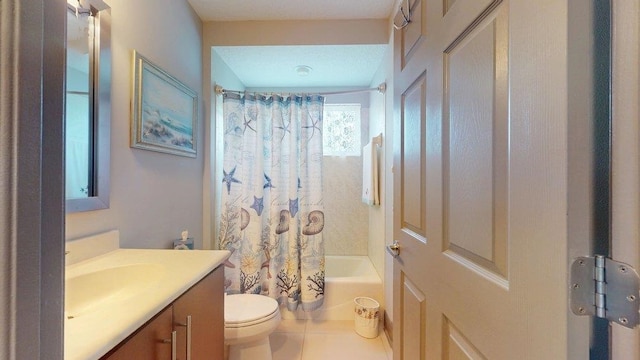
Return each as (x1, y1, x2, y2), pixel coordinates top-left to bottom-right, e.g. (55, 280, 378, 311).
(64, 249, 230, 360)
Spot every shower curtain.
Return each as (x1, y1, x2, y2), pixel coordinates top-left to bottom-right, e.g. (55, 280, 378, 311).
(219, 92, 325, 312)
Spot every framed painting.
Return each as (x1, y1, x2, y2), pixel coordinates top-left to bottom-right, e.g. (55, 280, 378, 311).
(131, 50, 197, 157)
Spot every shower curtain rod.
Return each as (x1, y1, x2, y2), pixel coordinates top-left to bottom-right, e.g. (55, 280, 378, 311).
(214, 83, 386, 97)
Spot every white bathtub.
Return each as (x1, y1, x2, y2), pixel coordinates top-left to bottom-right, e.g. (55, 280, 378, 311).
(280, 255, 383, 321)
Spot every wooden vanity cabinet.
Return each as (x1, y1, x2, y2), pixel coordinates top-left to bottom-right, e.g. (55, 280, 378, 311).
(173, 264, 224, 359)
(101, 265, 224, 360)
(103, 306, 173, 360)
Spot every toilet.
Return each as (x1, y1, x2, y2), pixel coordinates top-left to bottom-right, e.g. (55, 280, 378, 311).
(224, 294, 281, 360)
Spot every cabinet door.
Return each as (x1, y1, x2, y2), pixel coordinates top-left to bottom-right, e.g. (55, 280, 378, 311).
(102, 306, 173, 360)
(173, 266, 224, 359)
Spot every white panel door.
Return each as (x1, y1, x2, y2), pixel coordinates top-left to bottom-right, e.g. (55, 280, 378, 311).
(392, 0, 590, 358)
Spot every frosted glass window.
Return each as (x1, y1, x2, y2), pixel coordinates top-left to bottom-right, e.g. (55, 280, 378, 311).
(323, 104, 361, 156)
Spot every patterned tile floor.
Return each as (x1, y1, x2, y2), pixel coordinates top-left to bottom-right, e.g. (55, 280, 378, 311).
(270, 320, 392, 360)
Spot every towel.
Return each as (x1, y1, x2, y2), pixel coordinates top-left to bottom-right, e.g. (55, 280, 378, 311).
(362, 141, 380, 206)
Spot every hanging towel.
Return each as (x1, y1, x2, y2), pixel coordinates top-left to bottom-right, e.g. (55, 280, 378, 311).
(362, 141, 380, 206)
(371, 142, 380, 205)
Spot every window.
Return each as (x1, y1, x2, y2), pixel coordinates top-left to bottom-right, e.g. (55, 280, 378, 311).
(322, 104, 361, 156)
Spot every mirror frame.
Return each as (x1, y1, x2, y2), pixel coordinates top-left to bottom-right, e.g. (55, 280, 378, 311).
(66, 2, 111, 213)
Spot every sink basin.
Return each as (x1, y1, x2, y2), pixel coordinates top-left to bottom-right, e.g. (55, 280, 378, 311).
(63, 248, 231, 360)
(66, 263, 166, 317)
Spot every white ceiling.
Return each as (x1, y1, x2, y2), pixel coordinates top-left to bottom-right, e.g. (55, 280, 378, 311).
(190, 0, 396, 88)
(214, 45, 388, 88)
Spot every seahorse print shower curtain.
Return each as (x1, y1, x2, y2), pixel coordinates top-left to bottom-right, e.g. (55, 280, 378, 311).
(219, 92, 325, 312)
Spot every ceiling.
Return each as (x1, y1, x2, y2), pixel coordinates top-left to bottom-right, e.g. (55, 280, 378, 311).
(213, 45, 388, 88)
(189, 0, 397, 88)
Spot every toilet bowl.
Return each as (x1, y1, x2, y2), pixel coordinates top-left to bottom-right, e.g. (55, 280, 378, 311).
(224, 294, 281, 360)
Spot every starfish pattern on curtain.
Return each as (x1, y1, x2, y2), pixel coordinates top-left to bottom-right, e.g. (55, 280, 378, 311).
(219, 92, 326, 312)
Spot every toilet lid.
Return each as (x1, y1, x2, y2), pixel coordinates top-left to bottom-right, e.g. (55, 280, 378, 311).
(225, 294, 279, 325)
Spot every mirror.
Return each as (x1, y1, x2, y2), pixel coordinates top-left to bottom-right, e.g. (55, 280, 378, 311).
(65, 0, 111, 213)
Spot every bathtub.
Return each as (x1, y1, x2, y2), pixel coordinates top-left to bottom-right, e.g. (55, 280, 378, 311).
(280, 255, 383, 321)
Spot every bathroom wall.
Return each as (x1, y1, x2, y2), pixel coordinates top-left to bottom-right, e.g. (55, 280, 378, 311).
(368, 43, 395, 324)
(204, 51, 246, 249)
(367, 59, 387, 279)
(323, 93, 371, 256)
(66, 0, 205, 249)
(323, 155, 369, 255)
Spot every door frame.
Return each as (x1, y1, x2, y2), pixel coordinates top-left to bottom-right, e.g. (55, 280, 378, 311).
(610, 0, 640, 358)
(0, 0, 66, 358)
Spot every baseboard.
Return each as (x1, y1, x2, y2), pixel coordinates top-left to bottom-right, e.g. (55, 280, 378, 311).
(384, 312, 393, 347)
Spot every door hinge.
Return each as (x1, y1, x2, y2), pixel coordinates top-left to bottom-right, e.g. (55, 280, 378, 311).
(570, 255, 640, 329)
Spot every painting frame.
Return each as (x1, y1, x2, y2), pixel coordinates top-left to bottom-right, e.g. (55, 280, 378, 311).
(131, 50, 197, 158)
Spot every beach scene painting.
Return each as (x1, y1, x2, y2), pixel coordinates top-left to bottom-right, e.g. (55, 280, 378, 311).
(131, 51, 197, 157)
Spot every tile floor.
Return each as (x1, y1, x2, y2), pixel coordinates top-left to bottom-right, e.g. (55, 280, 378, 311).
(269, 320, 392, 360)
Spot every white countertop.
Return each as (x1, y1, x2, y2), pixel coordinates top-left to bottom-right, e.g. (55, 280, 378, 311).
(64, 249, 230, 360)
